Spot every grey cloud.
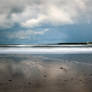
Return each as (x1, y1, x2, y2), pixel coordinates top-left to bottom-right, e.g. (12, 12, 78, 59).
(0, 0, 92, 28)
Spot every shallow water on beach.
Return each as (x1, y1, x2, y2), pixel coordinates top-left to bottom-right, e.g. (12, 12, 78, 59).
(0, 54, 92, 92)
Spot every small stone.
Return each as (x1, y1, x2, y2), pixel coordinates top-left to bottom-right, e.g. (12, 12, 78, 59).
(28, 82, 31, 85)
(8, 80, 12, 82)
(90, 74, 92, 76)
(64, 80, 68, 82)
(43, 75, 47, 78)
(60, 67, 64, 69)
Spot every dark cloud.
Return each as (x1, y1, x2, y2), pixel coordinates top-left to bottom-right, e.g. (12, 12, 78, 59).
(0, 0, 92, 28)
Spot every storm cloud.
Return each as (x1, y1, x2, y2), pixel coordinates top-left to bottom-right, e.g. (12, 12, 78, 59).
(0, 0, 92, 28)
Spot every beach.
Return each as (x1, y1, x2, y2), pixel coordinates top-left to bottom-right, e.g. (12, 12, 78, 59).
(0, 54, 92, 92)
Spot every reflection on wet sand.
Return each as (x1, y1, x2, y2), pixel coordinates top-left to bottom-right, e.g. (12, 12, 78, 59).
(0, 54, 92, 92)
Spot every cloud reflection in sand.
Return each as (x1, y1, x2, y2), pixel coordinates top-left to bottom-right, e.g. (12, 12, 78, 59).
(0, 54, 92, 92)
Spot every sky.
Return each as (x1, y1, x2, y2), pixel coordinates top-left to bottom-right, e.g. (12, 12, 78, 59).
(0, 0, 92, 44)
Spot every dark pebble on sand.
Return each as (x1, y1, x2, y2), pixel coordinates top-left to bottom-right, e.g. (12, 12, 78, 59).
(60, 67, 64, 69)
(89, 74, 92, 76)
(64, 80, 68, 82)
(8, 80, 12, 82)
(43, 75, 47, 78)
(28, 82, 31, 85)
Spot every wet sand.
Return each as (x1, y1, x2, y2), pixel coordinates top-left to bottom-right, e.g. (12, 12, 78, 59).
(0, 54, 92, 92)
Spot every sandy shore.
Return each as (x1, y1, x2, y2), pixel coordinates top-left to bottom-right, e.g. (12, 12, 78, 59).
(0, 54, 92, 92)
